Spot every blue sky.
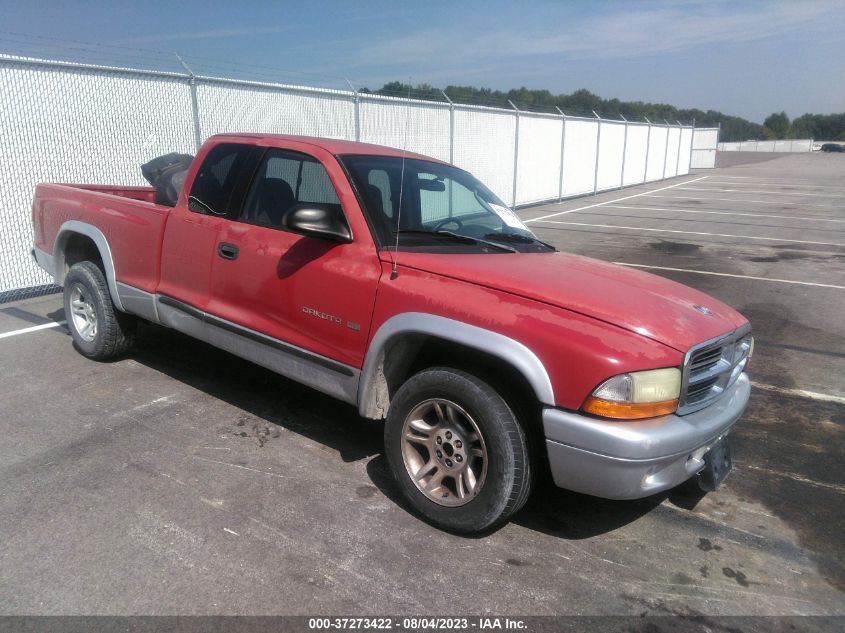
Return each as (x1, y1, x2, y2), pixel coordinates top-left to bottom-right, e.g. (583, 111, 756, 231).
(1, 0, 843, 122)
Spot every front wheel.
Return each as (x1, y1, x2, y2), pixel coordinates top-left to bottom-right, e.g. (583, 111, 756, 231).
(63, 261, 136, 360)
(384, 367, 532, 533)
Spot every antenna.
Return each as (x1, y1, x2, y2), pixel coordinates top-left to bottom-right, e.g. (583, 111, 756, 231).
(390, 80, 413, 281)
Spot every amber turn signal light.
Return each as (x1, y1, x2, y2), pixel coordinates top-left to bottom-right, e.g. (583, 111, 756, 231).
(582, 396, 679, 420)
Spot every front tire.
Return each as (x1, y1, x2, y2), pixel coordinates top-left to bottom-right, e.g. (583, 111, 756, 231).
(63, 261, 135, 360)
(384, 367, 532, 533)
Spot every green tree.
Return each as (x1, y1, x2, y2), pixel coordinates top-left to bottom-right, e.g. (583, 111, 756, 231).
(763, 112, 791, 139)
(365, 81, 843, 142)
(791, 112, 845, 140)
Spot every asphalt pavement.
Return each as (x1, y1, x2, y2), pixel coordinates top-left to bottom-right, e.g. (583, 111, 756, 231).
(0, 152, 842, 620)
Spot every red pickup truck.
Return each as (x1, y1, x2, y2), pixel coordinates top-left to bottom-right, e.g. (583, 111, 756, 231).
(31, 134, 752, 532)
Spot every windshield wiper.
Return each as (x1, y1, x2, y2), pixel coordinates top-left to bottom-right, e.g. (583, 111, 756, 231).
(437, 230, 517, 253)
(394, 230, 516, 253)
(483, 232, 556, 251)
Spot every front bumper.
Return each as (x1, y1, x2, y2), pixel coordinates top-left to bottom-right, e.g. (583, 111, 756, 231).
(543, 372, 750, 499)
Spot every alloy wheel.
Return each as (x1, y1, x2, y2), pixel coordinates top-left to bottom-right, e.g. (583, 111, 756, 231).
(69, 283, 98, 342)
(400, 398, 488, 507)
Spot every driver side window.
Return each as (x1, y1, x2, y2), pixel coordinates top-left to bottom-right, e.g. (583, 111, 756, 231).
(241, 149, 341, 230)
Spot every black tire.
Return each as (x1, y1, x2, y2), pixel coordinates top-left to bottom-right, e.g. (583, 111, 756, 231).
(384, 367, 532, 533)
(63, 261, 136, 360)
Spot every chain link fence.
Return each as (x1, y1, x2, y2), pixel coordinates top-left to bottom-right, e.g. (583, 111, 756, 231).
(717, 139, 814, 152)
(0, 54, 715, 303)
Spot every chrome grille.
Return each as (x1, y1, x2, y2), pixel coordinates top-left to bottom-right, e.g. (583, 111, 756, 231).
(678, 325, 752, 415)
(689, 347, 722, 373)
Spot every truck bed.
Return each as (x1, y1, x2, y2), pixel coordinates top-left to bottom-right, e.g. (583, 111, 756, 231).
(67, 184, 159, 203)
(32, 183, 173, 293)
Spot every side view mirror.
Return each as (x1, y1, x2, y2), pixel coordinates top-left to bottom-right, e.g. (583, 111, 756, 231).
(280, 203, 352, 243)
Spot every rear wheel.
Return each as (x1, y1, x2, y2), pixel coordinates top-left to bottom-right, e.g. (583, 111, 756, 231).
(384, 367, 532, 532)
(63, 261, 136, 360)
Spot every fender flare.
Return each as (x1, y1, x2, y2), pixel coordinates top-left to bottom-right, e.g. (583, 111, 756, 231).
(53, 220, 125, 311)
(357, 312, 555, 419)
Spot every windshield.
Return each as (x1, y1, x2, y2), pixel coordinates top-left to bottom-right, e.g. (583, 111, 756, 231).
(339, 155, 545, 252)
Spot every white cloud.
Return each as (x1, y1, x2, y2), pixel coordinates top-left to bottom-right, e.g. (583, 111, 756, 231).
(121, 25, 294, 44)
(354, 1, 845, 70)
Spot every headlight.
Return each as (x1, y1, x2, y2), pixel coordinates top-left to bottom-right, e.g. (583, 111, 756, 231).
(582, 367, 681, 419)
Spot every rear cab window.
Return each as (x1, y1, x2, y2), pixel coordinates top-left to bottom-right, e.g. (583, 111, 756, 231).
(188, 143, 262, 217)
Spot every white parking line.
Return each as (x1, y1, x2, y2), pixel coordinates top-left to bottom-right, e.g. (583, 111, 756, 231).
(677, 187, 833, 198)
(603, 204, 845, 223)
(751, 382, 845, 405)
(536, 220, 845, 247)
(702, 181, 845, 191)
(709, 177, 836, 187)
(707, 175, 821, 182)
(740, 464, 845, 493)
(0, 321, 67, 339)
(613, 262, 845, 290)
(524, 176, 709, 223)
(646, 194, 840, 209)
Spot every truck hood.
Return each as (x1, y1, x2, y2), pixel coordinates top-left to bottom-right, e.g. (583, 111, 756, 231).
(393, 251, 748, 352)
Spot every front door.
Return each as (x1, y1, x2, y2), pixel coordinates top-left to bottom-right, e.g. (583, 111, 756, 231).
(207, 146, 382, 369)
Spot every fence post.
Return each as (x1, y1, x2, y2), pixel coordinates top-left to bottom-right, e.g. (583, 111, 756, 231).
(442, 91, 455, 215)
(675, 120, 683, 176)
(643, 117, 652, 183)
(175, 53, 202, 152)
(717, 123, 722, 166)
(441, 90, 455, 165)
(555, 107, 566, 202)
(619, 115, 628, 189)
(345, 79, 360, 142)
(662, 119, 671, 179)
(592, 111, 602, 195)
(688, 118, 695, 171)
(508, 100, 520, 209)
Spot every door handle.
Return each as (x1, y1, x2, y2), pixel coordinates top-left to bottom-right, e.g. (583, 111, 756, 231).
(217, 242, 239, 260)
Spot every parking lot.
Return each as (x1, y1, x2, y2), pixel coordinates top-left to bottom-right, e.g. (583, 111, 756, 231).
(0, 152, 842, 618)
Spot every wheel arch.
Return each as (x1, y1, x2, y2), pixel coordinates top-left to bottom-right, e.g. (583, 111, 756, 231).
(358, 312, 555, 419)
(53, 220, 124, 311)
